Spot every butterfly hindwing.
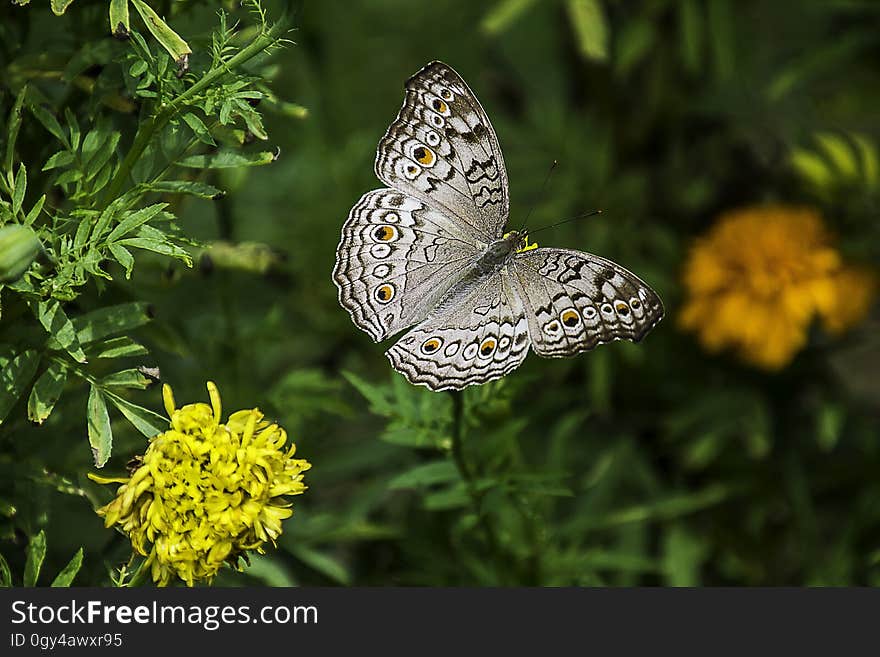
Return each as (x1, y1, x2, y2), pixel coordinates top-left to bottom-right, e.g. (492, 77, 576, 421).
(333, 188, 481, 342)
(512, 248, 664, 358)
(386, 271, 530, 391)
(375, 61, 509, 241)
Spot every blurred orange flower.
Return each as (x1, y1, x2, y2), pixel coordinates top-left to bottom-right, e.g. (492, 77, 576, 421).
(679, 205, 876, 370)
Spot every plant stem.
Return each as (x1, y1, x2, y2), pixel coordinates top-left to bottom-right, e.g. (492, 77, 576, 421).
(448, 390, 506, 584)
(101, 21, 284, 207)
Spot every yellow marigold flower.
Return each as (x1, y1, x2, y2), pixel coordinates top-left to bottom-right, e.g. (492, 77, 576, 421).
(679, 205, 876, 370)
(89, 382, 311, 587)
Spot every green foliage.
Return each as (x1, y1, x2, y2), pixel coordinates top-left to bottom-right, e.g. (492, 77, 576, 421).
(1, 0, 879, 587)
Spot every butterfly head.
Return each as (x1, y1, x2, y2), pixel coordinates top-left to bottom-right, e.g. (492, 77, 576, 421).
(502, 230, 539, 254)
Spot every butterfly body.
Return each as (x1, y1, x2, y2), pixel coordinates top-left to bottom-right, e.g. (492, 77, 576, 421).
(333, 62, 664, 391)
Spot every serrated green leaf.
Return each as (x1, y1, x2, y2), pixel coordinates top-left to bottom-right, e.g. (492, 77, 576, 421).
(73, 302, 152, 344)
(87, 385, 113, 467)
(109, 0, 130, 38)
(30, 105, 69, 148)
(84, 132, 120, 182)
(131, 0, 191, 67)
(567, 0, 608, 62)
(106, 203, 167, 242)
(108, 242, 134, 277)
(145, 180, 223, 199)
(104, 392, 166, 438)
(24, 530, 46, 586)
(118, 234, 192, 264)
(181, 113, 216, 146)
(27, 363, 67, 424)
(388, 460, 460, 489)
(31, 300, 87, 362)
(50, 548, 83, 587)
(0, 350, 40, 425)
(178, 150, 277, 169)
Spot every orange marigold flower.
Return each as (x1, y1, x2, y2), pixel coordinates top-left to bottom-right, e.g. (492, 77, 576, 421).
(679, 205, 876, 370)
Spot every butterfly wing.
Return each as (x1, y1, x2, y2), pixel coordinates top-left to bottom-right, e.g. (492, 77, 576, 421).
(511, 248, 664, 357)
(333, 188, 481, 342)
(374, 61, 510, 241)
(386, 270, 530, 391)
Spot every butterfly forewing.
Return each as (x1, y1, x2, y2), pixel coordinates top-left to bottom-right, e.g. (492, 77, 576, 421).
(511, 248, 664, 357)
(374, 61, 510, 241)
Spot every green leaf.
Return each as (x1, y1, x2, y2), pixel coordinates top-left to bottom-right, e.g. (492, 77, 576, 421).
(30, 105, 69, 147)
(707, 0, 735, 81)
(87, 336, 149, 359)
(83, 132, 120, 182)
(27, 362, 67, 424)
(118, 233, 192, 264)
(615, 19, 655, 77)
(108, 243, 134, 277)
(289, 546, 351, 585)
(31, 300, 88, 363)
(178, 150, 278, 169)
(815, 132, 859, 180)
(24, 194, 46, 225)
(12, 163, 26, 217)
(342, 371, 393, 416)
(662, 526, 708, 586)
(791, 148, 833, 190)
(0, 350, 40, 425)
(0, 552, 11, 587)
(481, 0, 538, 35)
(0, 224, 41, 282)
(4, 86, 26, 175)
(852, 134, 879, 187)
(43, 151, 75, 171)
(87, 385, 113, 467)
(50, 0, 74, 16)
(130, 0, 191, 68)
(73, 302, 152, 344)
(101, 368, 153, 390)
(423, 483, 470, 510)
(106, 203, 167, 242)
(145, 180, 223, 199)
(51, 548, 84, 587)
(181, 113, 216, 146)
(104, 392, 166, 438)
(388, 460, 460, 489)
(23, 530, 46, 586)
(567, 0, 608, 62)
(109, 0, 130, 38)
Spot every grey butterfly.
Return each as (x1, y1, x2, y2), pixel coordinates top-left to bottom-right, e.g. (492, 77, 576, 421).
(333, 61, 663, 391)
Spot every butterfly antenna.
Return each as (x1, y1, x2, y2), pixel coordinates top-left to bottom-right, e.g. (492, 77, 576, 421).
(518, 160, 558, 233)
(529, 209, 603, 235)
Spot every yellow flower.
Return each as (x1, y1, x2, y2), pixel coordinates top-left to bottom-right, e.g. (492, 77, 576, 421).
(679, 205, 876, 370)
(89, 382, 311, 587)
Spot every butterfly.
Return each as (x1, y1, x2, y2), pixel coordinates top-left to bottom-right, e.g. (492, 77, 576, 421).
(333, 61, 664, 391)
